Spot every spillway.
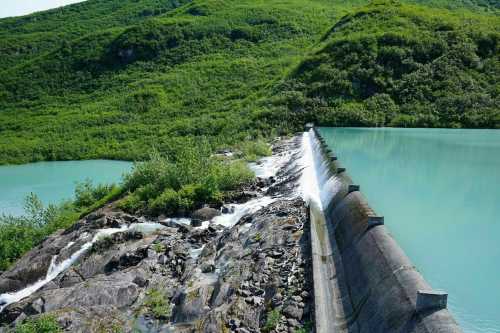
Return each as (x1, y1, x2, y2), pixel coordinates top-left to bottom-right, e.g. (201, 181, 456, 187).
(302, 126, 462, 333)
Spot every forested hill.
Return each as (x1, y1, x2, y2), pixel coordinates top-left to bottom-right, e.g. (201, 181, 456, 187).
(0, 0, 498, 165)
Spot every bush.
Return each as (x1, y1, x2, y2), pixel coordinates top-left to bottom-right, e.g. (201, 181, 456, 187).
(143, 288, 171, 319)
(74, 179, 116, 209)
(263, 308, 281, 332)
(122, 144, 254, 216)
(215, 160, 254, 190)
(238, 140, 272, 162)
(117, 192, 144, 213)
(0, 194, 78, 270)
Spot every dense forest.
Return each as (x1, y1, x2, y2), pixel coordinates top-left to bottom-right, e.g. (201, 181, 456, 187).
(0, 0, 498, 165)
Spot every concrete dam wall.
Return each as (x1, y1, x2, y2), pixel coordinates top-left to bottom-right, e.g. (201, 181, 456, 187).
(307, 127, 462, 333)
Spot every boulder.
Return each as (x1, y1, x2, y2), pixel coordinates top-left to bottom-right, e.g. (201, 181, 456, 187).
(191, 207, 220, 222)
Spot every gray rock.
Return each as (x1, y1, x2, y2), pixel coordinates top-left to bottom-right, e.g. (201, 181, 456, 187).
(200, 261, 215, 273)
(158, 254, 169, 265)
(191, 207, 220, 221)
(59, 268, 84, 288)
(221, 205, 235, 214)
(283, 303, 303, 320)
(191, 219, 202, 227)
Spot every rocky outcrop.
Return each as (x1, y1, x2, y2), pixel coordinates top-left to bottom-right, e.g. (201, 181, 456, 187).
(0, 137, 313, 333)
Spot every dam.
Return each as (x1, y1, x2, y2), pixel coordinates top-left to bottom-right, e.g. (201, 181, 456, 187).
(303, 126, 462, 333)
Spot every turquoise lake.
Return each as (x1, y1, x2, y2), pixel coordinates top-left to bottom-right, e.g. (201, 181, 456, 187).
(0, 160, 133, 216)
(319, 127, 500, 333)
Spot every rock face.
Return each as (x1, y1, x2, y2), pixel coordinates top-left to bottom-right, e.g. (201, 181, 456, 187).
(0, 137, 313, 332)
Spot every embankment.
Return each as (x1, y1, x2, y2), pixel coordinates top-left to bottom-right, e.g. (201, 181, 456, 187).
(307, 127, 462, 333)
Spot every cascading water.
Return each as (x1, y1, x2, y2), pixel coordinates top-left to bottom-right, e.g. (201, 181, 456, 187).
(0, 225, 129, 313)
(0, 133, 326, 315)
(299, 130, 342, 209)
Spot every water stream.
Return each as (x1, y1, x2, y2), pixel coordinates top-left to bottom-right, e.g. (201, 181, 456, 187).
(0, 148, 296, 314)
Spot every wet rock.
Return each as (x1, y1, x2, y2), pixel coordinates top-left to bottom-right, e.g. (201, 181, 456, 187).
(86, 211, 105, 221)
(24, 298, 44, 315)
(192, 207, 220, 221)
(200, 261, 215, 273)
(0, 278, 23, 295)
(59, 268, 84, 288)
(221, 205, 235, 214)
(191, 219, 202, 227)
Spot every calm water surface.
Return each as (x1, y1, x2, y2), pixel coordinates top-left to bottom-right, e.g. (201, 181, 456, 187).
(0, 160, 133, 216)
(319, 127, 500, 333)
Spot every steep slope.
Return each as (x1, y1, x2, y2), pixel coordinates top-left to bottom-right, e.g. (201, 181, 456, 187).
(0, 0, 191, 72)
(0, 0, 353, 165)
(0, 0, 498, 165)
(264, 1, 499, 129)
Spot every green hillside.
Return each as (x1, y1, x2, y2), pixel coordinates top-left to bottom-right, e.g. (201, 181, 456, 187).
(265, 1, 500, 128)
(0, 0, 498, 164)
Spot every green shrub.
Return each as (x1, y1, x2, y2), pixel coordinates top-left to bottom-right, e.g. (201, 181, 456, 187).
(0, 194, 78, 270)
(123, 144, 253, 216)
(12, 314, 62, 333)
(148, 188, 187, 216)
(117, 193, 145, 213)
(215, 160, 254, 190)
(238, 140, 272, 162)
(263, 308, 281, 332)
(74, 179, 116, 209)
(143, 288, 171, 319)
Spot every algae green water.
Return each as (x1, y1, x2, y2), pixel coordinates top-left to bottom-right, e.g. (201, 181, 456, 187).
(319, 127, 500, 333)
(0, 160, 133, 216)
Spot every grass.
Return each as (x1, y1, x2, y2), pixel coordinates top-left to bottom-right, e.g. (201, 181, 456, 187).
(11, 314, 62, 333)
(143, 288, 172, 319)
(263, 308, 281, 332)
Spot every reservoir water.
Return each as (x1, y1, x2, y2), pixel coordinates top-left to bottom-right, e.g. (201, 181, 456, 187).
(0, 160, 133, 216)
(318, 127, 500, 333)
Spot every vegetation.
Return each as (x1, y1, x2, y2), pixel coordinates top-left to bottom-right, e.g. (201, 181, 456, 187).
(143, 288, 172, 319)
(263, 308, 282, 332)
(119, 143, 255, 216)
(0, 0, 498, 276)
(264, 1, 500, 129)
(0, 181, 117, 270)
(10, 314, 62, 333)
(1, 0, 496, 165)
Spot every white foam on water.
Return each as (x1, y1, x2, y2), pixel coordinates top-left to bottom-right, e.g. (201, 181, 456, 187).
(298, 130, 342, 210)
(249, 150, 292, 179)
(128, 222, 167, 234)
(212, 196, 276, 228)
(162, 217, 191, 225)
(0, 225, 129, 313)
(189, 245, 204, 260)
(0, 139, 297, 313)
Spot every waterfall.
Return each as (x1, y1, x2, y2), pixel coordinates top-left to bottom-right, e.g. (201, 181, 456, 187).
(299, 130, 341, 210)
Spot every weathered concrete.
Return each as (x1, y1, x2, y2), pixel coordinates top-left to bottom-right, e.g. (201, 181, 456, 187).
(310, 128, 462, 333)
